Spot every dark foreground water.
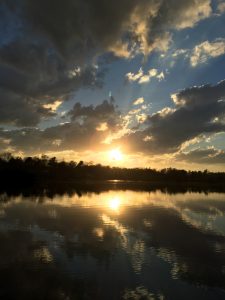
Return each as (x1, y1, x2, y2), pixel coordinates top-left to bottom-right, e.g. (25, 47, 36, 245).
(1, 187, 225, 299)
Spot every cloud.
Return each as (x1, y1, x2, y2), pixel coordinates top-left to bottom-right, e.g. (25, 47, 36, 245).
(126, 68, 165, 84)
(43, 100, 62, 112)
(157, 71, 165, 80)
(0, 0, 220, 164)
(0, 87, 55, 127)
(2, 79, 225, 164)
(177, 148, 225, 164)
(190, 39, 225, 67)
(116, 80, 225, 154)
(133, 97, 145, 106)
(126, 68, 144, 82)
(218, 2, 225, 13)
(172, 49, 189, 57)
(2, 78, 225, 169)
(0, 99, 123, 154)
(144, 0, 212, 53)
(0, 0, 213, 126)
(67, 98, 121, 130)
(96, 122, 108, 132)
(0, 56, 102, 126)
(21, 0, 212, 58)
(172, 38, 225, 67)
(152, 0, 212, 30)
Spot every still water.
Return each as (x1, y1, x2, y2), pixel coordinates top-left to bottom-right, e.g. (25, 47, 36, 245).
(0, 188, 225, 299)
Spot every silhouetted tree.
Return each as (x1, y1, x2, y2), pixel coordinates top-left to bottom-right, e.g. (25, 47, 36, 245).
(0, 153, 225, 187)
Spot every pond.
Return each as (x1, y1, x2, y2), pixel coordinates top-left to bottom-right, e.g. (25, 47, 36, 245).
(0, 188, 225, 299)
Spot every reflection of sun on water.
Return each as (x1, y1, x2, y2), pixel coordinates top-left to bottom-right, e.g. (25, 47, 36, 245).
(108, 197, 121, 212)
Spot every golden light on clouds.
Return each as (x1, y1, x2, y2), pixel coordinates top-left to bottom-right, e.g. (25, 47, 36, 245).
(96, 122, 108, 131)
(133, 97, 145, 105)
(43, 100, 62, 112)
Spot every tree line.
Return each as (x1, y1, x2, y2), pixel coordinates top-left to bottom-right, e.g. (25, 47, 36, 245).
(0, 153, 225, 185)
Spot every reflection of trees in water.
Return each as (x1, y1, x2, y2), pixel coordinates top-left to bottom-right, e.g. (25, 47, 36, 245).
(1, 191, 225, 298)
(1, 154, 225, 197)
(0, 230, 99, 300)
(2, 181, 225, 200)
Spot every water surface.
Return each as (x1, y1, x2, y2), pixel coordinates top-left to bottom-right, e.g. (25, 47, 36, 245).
(0, 189, 225, 299)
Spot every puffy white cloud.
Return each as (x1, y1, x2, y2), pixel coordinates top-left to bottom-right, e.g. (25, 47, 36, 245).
(172, 38, 225, 67)
(156, 72, 165, 81)
(126, 68, 165, 84)
(149, 69, 158, 77)
(172, 49, 189, 57)
(133, 97, 145, 106)
(190, 39, 225, 67)
(126, 68, 144, 82)
(43, 100, 62, 112)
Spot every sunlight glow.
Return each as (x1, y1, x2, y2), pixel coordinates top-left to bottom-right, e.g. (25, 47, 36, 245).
(109, 148, 123, 161)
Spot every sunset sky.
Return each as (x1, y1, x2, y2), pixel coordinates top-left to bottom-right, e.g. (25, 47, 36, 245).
(1, 0, 225, 170)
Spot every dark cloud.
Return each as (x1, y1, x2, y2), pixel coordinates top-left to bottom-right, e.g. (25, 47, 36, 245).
(0, 0, 212, 126)
(22, 0, 136, 58)
(0, 57, 102, 126)
(0, 88, 55, 127)
(0, 99, 121, 154)
(177, 148, 225, 164)
(117, 80, 225, 154)
(68, 97, 120, 129)
(0, 18, 103, 126)
(20, 0, 212, 58)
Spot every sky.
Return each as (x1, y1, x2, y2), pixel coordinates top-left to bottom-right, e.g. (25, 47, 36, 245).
(0, 0, 225, 170)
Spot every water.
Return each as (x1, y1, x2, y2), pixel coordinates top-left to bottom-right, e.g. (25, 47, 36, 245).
(0, 187, 225, 299)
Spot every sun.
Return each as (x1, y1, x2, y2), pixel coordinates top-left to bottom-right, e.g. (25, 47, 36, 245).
(109, 148, 123, 161)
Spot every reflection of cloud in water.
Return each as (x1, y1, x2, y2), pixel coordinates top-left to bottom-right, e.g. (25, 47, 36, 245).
(1, 190, 225, 296)
(123, 286, 165, 300)
(101, 214, 128, 235)
(93, 227, 104, 240)
(2, 190, 225, 212)
(179, 207, 225, 236)
(101, 214, 146, 274)
(157, 247, 188, 280)
(2, 191, 225, 248)
(33, 247, 53, 263)
(129, 240, 146, 274)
